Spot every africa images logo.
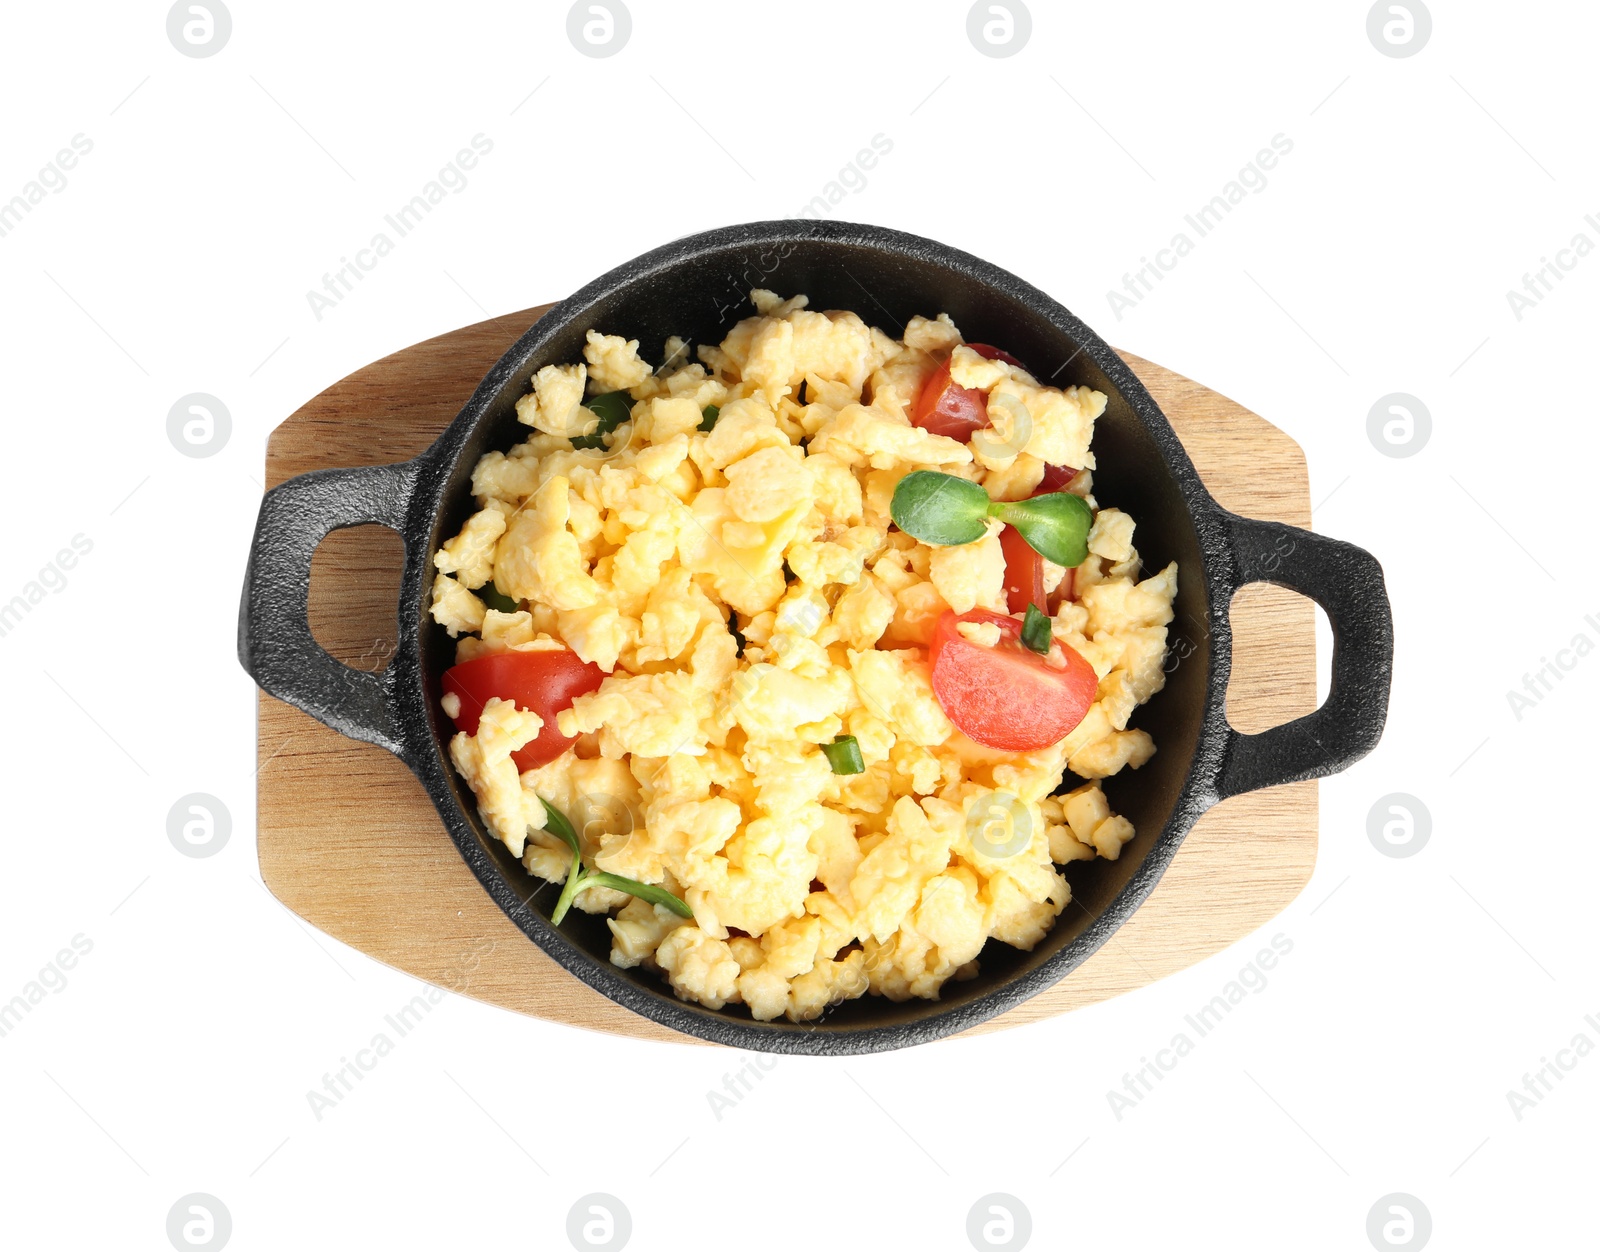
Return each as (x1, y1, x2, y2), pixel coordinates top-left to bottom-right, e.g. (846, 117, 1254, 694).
(304, 136, 494, 321)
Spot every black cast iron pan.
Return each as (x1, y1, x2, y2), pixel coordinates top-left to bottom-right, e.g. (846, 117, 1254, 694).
(239, 220, 1393, 1054)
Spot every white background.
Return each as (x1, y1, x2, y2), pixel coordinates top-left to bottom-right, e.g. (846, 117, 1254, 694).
(1, 2, 1594, 1249)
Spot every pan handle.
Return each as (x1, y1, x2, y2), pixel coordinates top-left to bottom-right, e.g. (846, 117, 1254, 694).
(1213, 510, 1394, 800)
(238, 461, 421, 759)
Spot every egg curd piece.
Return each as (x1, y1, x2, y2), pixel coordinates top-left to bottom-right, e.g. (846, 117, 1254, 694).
(928, 520, 1006, 615)
(808, 403, 974, 471)
(516, 362, 589, 436)
(447, 697, 543, 857)
(583, 330, 653, 393)
(677, 447, 814, 617)
(732, 664, 853, 744)
(431, 574, 486, 638)
(432, 290, 1179, 1019)
(494, 477, 602, 611)
(682, 806, 822, 938)
(850, 796, 961, 945)
(559, 669, 708, 759)
(433, 506, 507, 590)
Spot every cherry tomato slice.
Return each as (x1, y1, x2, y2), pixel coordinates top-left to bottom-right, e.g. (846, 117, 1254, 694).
(1000, 469, 1080, 613)
(1037, 463, 1077, 493)
(910, 359, 990, 440)
(929, 610, 1098, 752)
(910, 344, 1031, 440)
(442, 649, 605, 771)
(999, 524, 1046, 615)
(1051, 566, 1075, 611)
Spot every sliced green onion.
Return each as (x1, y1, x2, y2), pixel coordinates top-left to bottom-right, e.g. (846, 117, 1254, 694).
(571, 390, 633, 449)
(822, 735, 865, 775)
(479, 583, 518, 613)
(890, 470, 991, 546)
(1021, 603, 1053, 654)
(698, 404, 720, 432)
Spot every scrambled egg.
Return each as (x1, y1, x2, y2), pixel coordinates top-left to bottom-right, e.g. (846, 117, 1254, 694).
(431, 292, 1177, 1022)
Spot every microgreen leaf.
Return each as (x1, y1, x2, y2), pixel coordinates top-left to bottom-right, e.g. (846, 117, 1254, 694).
(585, 872, 694, 918)
(890, 470, 991, 546)
(540, 799, 692, 923)
(1021, 603, 1053, 655)
(540, 798, 579, 856)
(698, 404, 720, 432)
(551, 844, 586, 923)
(571, 390, 632, 449)
(990, 491, 1093, 568)
(890, 471, 1094, 571)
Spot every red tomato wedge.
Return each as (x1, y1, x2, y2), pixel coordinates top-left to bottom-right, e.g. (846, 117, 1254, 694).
(442, 649, 605, 771)
(1036, 463, 1077, 493)
(929, 610, 1098, 752)
(999, 469, 1080, 613)
(909, 343, 1027, 441)
(999, 524, 1046, 615)
(1052, 567, 1075, 610)
(910, 359, 988, 440)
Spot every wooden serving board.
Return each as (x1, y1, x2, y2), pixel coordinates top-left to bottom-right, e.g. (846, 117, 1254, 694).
(256, 307, 1317, 1046)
